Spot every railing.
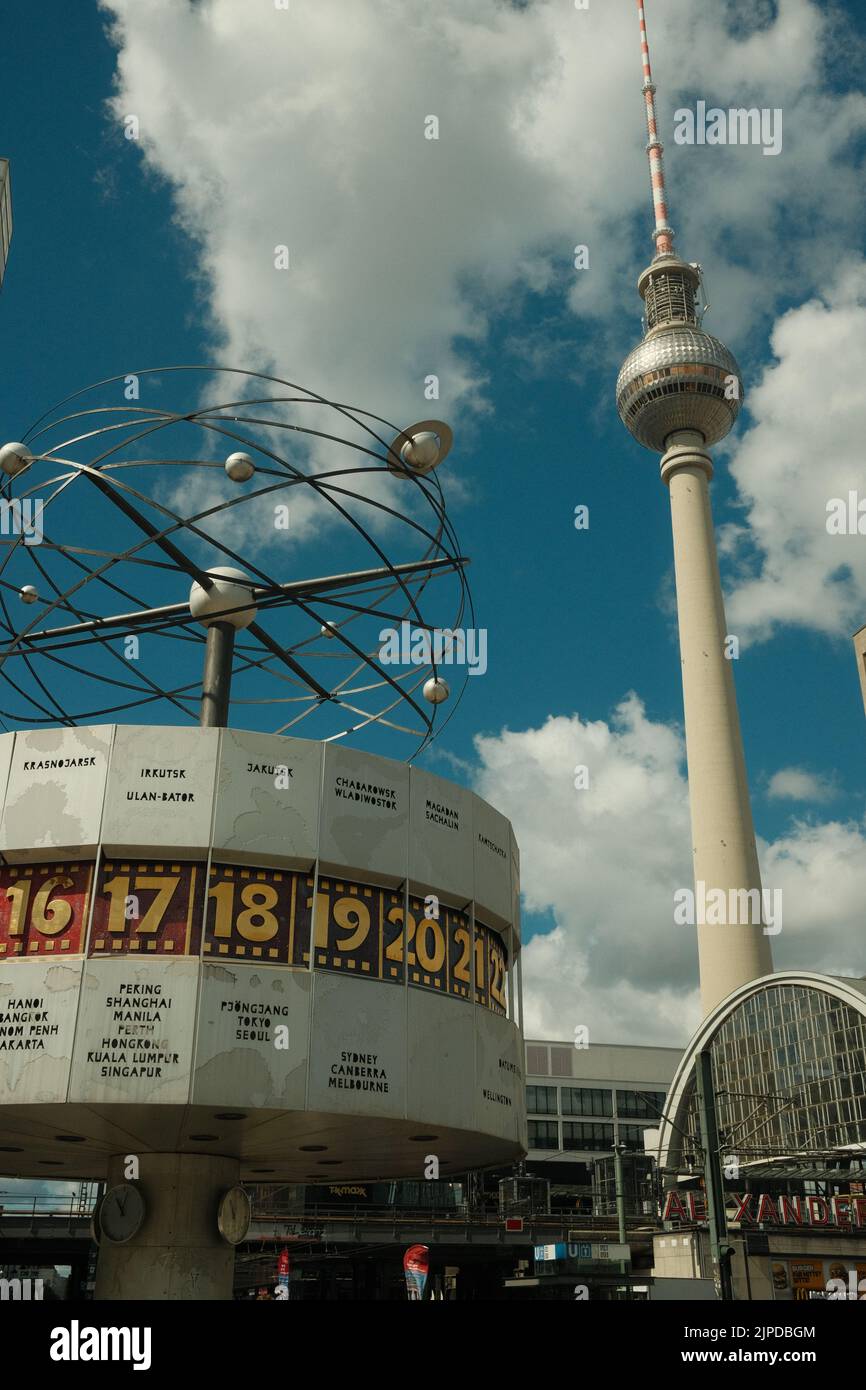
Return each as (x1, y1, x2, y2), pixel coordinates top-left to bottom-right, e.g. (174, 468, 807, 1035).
(0, 1187, 99, 1222)
(0, 1189, 654, 1231)
(252, 1201, 477, 1224)
(249, 1201, 651, 1230)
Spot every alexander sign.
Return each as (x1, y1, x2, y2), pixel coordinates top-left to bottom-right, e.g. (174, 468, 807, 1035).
(663, 1190, 866, 1229)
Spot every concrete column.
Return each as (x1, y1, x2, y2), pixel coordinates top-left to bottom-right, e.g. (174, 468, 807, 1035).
(95, 1153, 239, 1301)
(661, 432, 772, 1013)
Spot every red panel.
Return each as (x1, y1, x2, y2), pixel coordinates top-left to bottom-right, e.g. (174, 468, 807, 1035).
(0, 862, 93, 959)
(89, 859, 204, 957)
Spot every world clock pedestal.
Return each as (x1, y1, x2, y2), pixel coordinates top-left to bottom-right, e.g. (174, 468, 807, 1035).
(95, 1153, 239, 1300)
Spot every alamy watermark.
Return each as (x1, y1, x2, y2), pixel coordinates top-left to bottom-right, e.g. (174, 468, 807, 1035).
(674, 102, 782, 157)
(674, 881, 782, 936)
(379, 621, 487, 676)
(827, 1272, 866, 1300)
(0, 1276, 42, 1300)
(50, 1322, 151, 1370)
(826, 492, 866, 534)
(0, 498, 43, 545)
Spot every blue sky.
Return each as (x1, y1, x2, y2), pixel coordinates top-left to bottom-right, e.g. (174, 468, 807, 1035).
(1, 0, 866, 1045)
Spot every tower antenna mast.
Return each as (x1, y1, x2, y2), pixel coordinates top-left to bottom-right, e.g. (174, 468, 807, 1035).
(637, 1, 675, 259)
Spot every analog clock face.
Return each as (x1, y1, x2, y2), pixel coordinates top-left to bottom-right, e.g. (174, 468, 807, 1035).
(99, 1183, 146, 1244)
(89, 1193, 104, 1246)
(218, 1185, 252, 1246)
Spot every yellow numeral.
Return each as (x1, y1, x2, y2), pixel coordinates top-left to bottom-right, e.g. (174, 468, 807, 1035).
(210, 880, 281, 942)
(104, 873, 179, 935)
(237, 883, 279, 942)
(4, 880, 31, 937)
(415, 917, 445, 973)
(453, 927, 471, 982)
(385, 907, 417, 964)
(134, 876, 179, 934)
(332, 896, 370, 952)
(32, 876, 74, 936)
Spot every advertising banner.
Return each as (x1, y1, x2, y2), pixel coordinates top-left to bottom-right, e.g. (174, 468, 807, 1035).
(773, 1257, 866, 1300)
(404, 1245, 429, 1301)
(275, 1247, 290, 1300)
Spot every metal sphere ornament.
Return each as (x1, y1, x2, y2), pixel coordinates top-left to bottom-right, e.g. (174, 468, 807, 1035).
(401, 432, 440, 470)
(0, 442, 33, 477)
(386, 420, 453, 477)
(0, 367, 474, 757)
(423, 676, 450, 705)
(225, 451, 255, 482)
(189, 567, 258, 631)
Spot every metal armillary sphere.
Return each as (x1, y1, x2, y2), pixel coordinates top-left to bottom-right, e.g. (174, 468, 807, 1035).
(0, 366, 474, 758)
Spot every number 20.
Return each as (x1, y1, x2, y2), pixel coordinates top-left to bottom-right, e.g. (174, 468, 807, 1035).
(385, 907, 445, 973)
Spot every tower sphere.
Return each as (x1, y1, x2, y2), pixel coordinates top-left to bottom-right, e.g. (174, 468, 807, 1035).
(616, 325, 743, 453)
(189, 566, 258, 630)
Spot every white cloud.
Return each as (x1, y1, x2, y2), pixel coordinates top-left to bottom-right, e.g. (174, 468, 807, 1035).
(469, 699, 866, 1046)
(721, 261, 866, 642)
(766, 765, 838, 803)
(470, 696, 701, 1046)
(99, 0, 866, 425)
(98, 0, 866, 638)
(760, 816, 866, 973)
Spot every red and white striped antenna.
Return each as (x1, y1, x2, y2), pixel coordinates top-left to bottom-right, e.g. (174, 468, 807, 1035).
(637, 1, 675, 258)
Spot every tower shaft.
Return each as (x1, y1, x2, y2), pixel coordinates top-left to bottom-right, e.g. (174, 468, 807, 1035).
(662, 436, 773, 1012)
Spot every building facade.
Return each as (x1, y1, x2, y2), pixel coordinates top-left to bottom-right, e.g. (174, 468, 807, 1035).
(656, 972, 866, 1299)
(523, 1039, 681, 1216)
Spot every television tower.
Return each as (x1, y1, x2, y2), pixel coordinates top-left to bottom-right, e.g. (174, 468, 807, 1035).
(616, 1, 772, 1012)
